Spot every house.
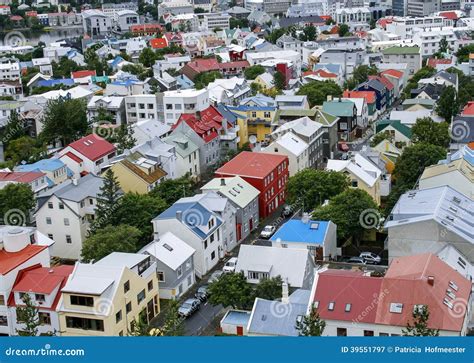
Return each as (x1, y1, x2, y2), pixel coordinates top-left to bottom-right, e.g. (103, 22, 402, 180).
(201, 176, 259, 242)
(58, 253, 159, 336)
(8, 265, 73, 336)
(275, 95, 309, 110)
(58, 134, 116, 178)
(372, 139, 403, 174)
(152, 196, 225, 277)
(35, 174, 108, 261)
(220, 310, 251, 336)
(0, 80, 23, 100)
(87, 96, 126, 126)
(380, 69, 405, 99)
(401, 98, 436, 111)
(262, 132, 309, 176)
(139, 232, 195, 300)
(337, 97, 369, 130)
(162, 132, 201, 179)
(0, 171, 49, 194)
(271, 116, 324, 170)
(322, 100, 358, 142)
(162, 88, 209, 125)
(357, 78, 388, 113)
(0, 225, 53, 336)
(382, 46, 421, 76)
(215, 152, 289, 218)
(385, 186, 474, 263)
(374, 119, 412, 148)
(132, 119, 172, 145)
(227, 104, 276, 143)
(270, 218, 337, 260)
(389, 109, 443, 127)
(343, 90, 377, 119)
(326, 153, 382, 205)
(235, 244, 316, 289)
(15, 158, 70, 187)
(418, 70, 458, 91)
(312, 253, 471, 336)
(254, 72, 274, 90)
(411, 83, 445, 101)
(368, 75, 395, 107)
(206, 77, 251, 105)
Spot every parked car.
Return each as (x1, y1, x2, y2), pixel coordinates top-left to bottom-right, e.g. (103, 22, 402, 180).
(347, 257, 366, 265)
(195, 285, 209, 302)
(360, 252, 381, 265)
(260, 225, 276, 239)
(223, 257, 238, 273)
(281, 204, 292, 218)
(208, 270, 223, 283)
(178, 298, 201, 318)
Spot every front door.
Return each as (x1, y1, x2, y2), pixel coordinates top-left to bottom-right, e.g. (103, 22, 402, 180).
(236, 326, 243, 336)
(249, 218, 253, 231)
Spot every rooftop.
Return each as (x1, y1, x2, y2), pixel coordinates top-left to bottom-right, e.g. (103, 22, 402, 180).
(270, 219, 330, 245)
(215, 151, 288, 179)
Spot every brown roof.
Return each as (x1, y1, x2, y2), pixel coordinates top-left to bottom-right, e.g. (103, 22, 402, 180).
(121, 159, 167, 185)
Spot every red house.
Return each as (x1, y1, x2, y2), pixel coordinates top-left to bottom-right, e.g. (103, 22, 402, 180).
(215, 152, 289, 218)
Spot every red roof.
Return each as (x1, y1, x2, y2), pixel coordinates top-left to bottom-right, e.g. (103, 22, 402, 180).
(313, 69, 337, 78)
(186, 58, 220, 73)
(377, 17, 393, 29)
(462, 101, 474, 116)
(0, 245, 48, 275)
(10, 15, 23, 21)
(439, 11, 459, 20)
(130, 24, 162, 33)
(216, 152, 288, 179)
(66, 134, 116, 161)
(163, 32, 183, 44)
(343, 90, 376, 104)
(380, 69, 404, 79)
(427, 58, 453, 68)
(172, 106, 224, 143)
(150, 38, 168, 49)
(320, 15, 331, 21)
(12, 265, 73, 294)
(219, 60, 250, 70)
(71, 70, 96, 79)
(314, 270, 383, 324)
(61, 151, 83, 163)
(0, 171, 45, 183)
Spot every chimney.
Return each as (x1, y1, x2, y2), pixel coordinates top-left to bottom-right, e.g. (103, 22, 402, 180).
(176, 210, 183, 222)
(196, 111, 201, 120)
(282, 278, 289, 304)
(327, 95, 333, 102)
(302, 213, 310, 224)
(220, 178, 226, 186)
(154, 231, 159, 241)
(427, 276, 435, 286)
(72, 178, 78, 186)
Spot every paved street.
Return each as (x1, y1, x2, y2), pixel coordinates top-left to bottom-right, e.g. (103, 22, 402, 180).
(183, 300, 224, 336)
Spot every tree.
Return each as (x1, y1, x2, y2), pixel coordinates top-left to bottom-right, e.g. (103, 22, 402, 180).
(114, 123, 136, 153)
(82, 224, 141, 262)
(244, 65, 265, 80)
(295, 307, 326, 336)
(128, 313, 151, 336)
(338, 24, 350, 37)
(402, 305, 439, 337)
(194, 71, 223, 89)
(273, 71, 285, 91)
(150, 175, 196, 207)
(300, 24, 316, 41)
(4, 136, 45, 166)
(254, 276, 283, 301)
(0, 183, 35, 225)
(455, 44, 474, 63)
(194, 7, 207, 13)
(208, 272, 254, 309)
(402, 66, 436, 99)
(312, 189, 379, 243)
(16, 294, 41, 336)
(91, 169, 122, 233)
(296, 80, 342, 107)
(267, 28, 287, 44)
(161, 300, 185, 336)
(370, 131, 392, 147)
(1, 111, 25, 146)
(436, 86, 459, 123)
(438, 36, 449, 55)
(287, 169, 349, 211)
(411, 118, 450, 147)
(40, 98, 88, 146)
(139, 47, 157, 68)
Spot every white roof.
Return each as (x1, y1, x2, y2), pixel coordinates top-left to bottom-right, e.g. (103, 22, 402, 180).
(389, 109, 443, 125)
(61, 263, 121, 297)
(272, 116, 322, 138)
(181, 192, 229, 213)
(132, 119, 171, 142)
(201, 176, 260, 208)
(95, 252, 149, 269)
(163, 88, 208, 98)
(268, 132, 308, 157)
(140, 232, 195, 271)
(236, 245, 312, 288)
(88, 95, 124, 108)
(30, 85, 93, 101)
(326, 153, 381, 187)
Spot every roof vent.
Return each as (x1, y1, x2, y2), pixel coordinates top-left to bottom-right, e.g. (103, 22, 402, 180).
(427, 276, 435, 286)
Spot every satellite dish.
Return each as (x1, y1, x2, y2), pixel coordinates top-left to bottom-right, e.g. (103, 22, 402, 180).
(249, 135, 257, 144)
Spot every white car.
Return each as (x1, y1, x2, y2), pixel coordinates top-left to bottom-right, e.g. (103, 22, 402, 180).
(260, 225, 276, 239)
(223, 257, 238, 273)
(360, 252, 381, 265)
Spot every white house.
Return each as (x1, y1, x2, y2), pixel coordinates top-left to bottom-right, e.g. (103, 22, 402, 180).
(162, 89, 209, 125)
(162, 131, 201, 179)
(124, 94, 164, 124)
(87, 96, 126, 126)
(132, 119, 172, 145)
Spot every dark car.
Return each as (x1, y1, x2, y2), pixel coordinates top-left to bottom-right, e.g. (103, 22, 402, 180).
(178, 298, 201, 318)
(195, 285, 209, 302)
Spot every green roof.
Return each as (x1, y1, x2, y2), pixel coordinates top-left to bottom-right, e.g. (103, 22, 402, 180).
(322, 100, 355, 117)
(277, 109, 317, 117)
(376, 119, 412, 139)
(402, 98, 435, 109)
(382, 46, 420, 55)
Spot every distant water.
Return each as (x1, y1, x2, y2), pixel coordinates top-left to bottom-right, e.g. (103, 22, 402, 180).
(1, 26, 84, 46)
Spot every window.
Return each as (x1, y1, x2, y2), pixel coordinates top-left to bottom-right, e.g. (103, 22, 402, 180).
(59, 203, 64, 209)
(70, 295, 94, 307)
(116, 310, 122, 323)
(337, 328, 347, 336)
(147, 280, 153, 292)
(351, 180, 358, 187)
(137, 290, 146, 304)
(48, 234, 53, 240)
(0, 315, 7, 326)
(39, 312, 51, 325)
(48, 202, 53, 209)
(177, 266, 183, 277)
(66, 235, 72, 244)
(211, 251, 216, 260)
(248, 271, 269, 280)
(389, 302, 403, 314)
(185, 260, 192, 270)
(345, 303, 351, 312)
(35, 294, 45, 303)
(157, 272, 165, 282)
(124, 280, 130, 293)
(126, 302, 132, 313)
(187, 275, 192, 286)
(64, 218, 70, 226)
(66, 316, 104, 331)
(46, 217, 52, 224)
(379, 332, 389, 336)
(364, 330, 374, 336)
(328, 302, 335, 311)
(0, 295, 4, 306)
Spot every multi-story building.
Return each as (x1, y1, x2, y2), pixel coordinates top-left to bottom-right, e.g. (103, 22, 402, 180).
(263, 133, 310, 177)
(158, 0, 194, 18)
(82, 9, 112, 37)
(125, 94, 165, 124)
(162, 132, 201, 179)
(0, 61, 20, 81)
(335, 7, 371, 23)
(215, 152, 289, 218)
(407, 0, 440, 16)
(162, 89, 209, 125)
(0, 80, 22, 100)
(198, 12, 231, 31)
(115, 10, 139, 33)
(101, 2, 138, 18)
(413, 27, 472, 57)
(382, 46, 421, 76)
(87, 96, 126, 126)
(263, 0, 292, 15)
(386, 16, 453, 39)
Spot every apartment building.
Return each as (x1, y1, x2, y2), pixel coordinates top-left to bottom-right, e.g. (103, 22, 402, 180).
(162, 89, 209, 125)
(198, 12, 231, 31)
(125, 94, 165, 124)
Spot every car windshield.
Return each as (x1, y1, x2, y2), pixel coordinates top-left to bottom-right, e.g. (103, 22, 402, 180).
(226, 262, 235, 267)
(181, 303, 192, 309)
(264, 227, 273, 232)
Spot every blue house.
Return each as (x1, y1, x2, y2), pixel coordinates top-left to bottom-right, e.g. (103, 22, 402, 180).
(15, 158, 72, 187)
(270, 219, 337, 260)
(357, 79, 388, 112)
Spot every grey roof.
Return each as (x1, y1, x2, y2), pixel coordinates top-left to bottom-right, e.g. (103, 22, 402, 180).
(162, 132, 199, 158)
(436, 70, 457, 85)
(279, 15, 324, 28)
(451, 116, 474, 144)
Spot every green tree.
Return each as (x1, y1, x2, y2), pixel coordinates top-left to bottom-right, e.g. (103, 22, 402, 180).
(16, 294, 40, 336)
(411, 118, 450, 147)
(82, 224, 141, 262)
(139, 47, 157, 67)
(150, 175, 196, 206)
(0, 183, 35, 226)
(1, 111, 25, 145)
(296, 81, 342, 107)
(40, 98, 88, 146)
(402, 305, 439, 337)
(345, 65, 378, 89)
(402, 66, 436, 99)
(300, 24, 316, 41)
(194, 7, 207, 13)
(161, 300, 185, 336)
(254, 276, 282, 301)
(295, 307, 326, 336)
(194, 71, 223, 89)
(312, 189, 379, 243)
(370, 131, 392, 147)
(244, 65, 265, 80)
(267, 28, 287, 44)
(114, 124, 136, 153)
(338, 24, 350, 37)
(436, 86, 459, 123)
(91, 169, 122, 233)
(208, 272, 254, 309)
(273, 71, 285, 91)
(287, 169, 349, 211)
(128, 313, 151, 336)
(438, 36, 449, 55)
(4, 136, 45, 166)
(455, 44, 474, 63)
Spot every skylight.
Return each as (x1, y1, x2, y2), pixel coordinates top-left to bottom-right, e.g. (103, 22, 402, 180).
(310, 223, 319, 230)
(345, 303, 351, 312)
(389, 303, 403, 314)
(328, 302, 335, 311)
(163, 243, 174, 252)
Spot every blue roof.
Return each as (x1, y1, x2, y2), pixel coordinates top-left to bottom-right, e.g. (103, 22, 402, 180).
(270, 220, 329, 245)
(222, 310, 251, 326)
(20, 61, 33, 69)
(155, 201, 222, 239)
(216, 104, 238, 125)
(110, 56, 124, 68)
(228, 105, 276, 112)
(37, 79, 74, 87)
(16, 158, 66, 172)
(176, 74, 194, 89)
(240, 94, 275, 107)
(111, 79, 137, 87)
(313, 63, 341, 74)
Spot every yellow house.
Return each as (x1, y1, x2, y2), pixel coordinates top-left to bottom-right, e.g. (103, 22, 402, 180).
(106, 154, 167, 194)
(234, 114, 249, 148)
(372, 139, 402, 174)
(253, 72, 274, 91)
(228, 105, 276, 143)
(58, 253, 160, 336)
